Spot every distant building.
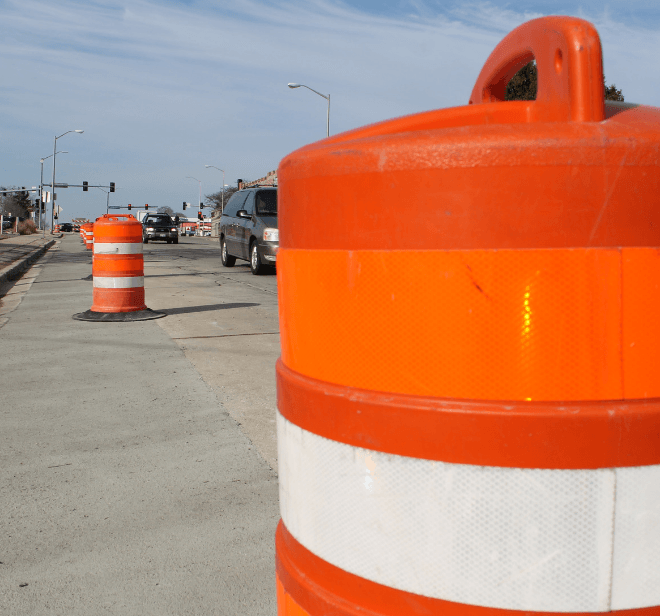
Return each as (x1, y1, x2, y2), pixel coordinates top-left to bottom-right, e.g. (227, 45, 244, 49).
(238, 170, 277, 190)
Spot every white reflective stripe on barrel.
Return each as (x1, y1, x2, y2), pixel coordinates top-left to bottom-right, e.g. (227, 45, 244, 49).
(277, 411, 660, 612)
(93, 276, 144, 288)
(93, 242, 143, 254)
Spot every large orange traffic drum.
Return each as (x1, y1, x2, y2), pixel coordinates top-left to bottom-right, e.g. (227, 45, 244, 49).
(275, 16, 660, 616)
(73, 214, 164, 322)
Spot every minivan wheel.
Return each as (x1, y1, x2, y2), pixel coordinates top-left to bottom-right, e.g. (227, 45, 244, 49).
(250, 242, 263, 275)
(221, 237, 236, 267)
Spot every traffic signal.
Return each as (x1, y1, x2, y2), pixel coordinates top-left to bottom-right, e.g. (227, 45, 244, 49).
(199, 202, 204, 209)
(197, 211, 203, 221)
(83, 181, 88, 192)
(35, 198, 41, 210)
(145, 204, 149, 210)
(127, 204, 132, 211)
(109, 182, 115, 193)
(183, 201, 187, 210)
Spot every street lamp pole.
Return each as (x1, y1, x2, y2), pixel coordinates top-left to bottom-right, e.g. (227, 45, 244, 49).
(40, 151, 68, 237)
(204, 165, 225, 213)
(51, 129, 83, 233)
(288, 83, 330, 137)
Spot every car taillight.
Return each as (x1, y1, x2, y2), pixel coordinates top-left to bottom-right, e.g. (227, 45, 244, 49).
(263, 228, 279, 242)
(171, 228, 176, 232)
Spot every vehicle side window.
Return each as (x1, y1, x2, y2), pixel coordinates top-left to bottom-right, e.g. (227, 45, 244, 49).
(255, 190, 277, 216)
(242, 192, 255, 215)
(223, 192, 248, 218)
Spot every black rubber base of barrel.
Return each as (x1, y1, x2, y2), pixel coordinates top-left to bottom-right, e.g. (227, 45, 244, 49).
(72, 308, 166, 322)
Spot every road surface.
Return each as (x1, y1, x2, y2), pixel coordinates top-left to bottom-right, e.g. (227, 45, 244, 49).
(0, 234, 281, 616)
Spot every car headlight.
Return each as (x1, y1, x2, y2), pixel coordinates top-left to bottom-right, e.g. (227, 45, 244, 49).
(147, 227, 154, 232)
(263, 228, 279, 242)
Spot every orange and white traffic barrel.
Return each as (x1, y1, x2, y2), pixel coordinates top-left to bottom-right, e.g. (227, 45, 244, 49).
(73, 214, 164, 321)
(275, 16, 660, 616)
(54, 224, 60, 233)
(82, 223, 94, 250)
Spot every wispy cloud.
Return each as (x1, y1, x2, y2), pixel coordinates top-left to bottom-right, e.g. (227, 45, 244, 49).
(0, 0, 658, 220)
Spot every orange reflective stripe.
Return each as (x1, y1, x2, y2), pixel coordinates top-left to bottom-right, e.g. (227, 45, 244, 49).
(276, 575, 311, 616)
(279, 247, 660, 401)
(91, 288, 146, 313)
(622, 248, 660, 398)
(93, 254, 143, 277)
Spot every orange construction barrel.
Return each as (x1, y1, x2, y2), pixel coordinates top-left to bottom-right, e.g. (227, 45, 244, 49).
(73, 214, 164, 321)
(82, 223, 94, 250)
(275, 16, 660, 616)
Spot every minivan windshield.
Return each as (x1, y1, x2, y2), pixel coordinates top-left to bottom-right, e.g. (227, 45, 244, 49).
(255, 191, 277, 216)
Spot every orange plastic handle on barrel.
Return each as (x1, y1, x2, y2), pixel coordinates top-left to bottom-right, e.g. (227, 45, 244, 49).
(469, 16, 604, 122)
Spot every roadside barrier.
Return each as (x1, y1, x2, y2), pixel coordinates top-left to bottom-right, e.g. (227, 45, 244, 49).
(73, 214, 164, 321)
(275, 16, 660, 616)
(54, 224, 60, 233)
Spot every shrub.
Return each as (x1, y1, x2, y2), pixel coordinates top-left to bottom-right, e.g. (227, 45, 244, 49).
(18, 220, 38, 235)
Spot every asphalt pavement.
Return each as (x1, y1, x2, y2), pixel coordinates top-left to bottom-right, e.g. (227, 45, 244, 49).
(0, 234, 280, 615)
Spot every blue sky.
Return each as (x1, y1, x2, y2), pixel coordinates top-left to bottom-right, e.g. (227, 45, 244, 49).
(1, 0, 659, 222)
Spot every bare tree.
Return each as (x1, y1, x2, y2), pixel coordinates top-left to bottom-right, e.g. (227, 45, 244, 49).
(205, 187, 239, 215)
(0, 186, 32, 219)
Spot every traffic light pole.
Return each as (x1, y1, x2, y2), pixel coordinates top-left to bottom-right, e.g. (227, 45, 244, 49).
(107, 205, 149, 211)
(42, 183, 113, 189)
(41, 182, 115, 226)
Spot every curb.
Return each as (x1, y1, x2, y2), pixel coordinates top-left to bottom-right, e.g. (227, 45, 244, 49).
(0, 239, 56, 286)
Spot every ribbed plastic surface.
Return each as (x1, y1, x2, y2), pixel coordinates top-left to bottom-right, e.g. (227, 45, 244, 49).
(278, 413, 660, 612)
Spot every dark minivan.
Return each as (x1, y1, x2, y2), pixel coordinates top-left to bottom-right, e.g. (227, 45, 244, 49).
(219, 187, 278, 274)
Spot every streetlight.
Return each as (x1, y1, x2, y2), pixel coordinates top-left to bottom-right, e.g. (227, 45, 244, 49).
(186, 176, 202, 211)
(51, 129, 83, 233)
(204, 165, 225, 213)
(288, 83, 330, 137)
(39, 151, 67, 235)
